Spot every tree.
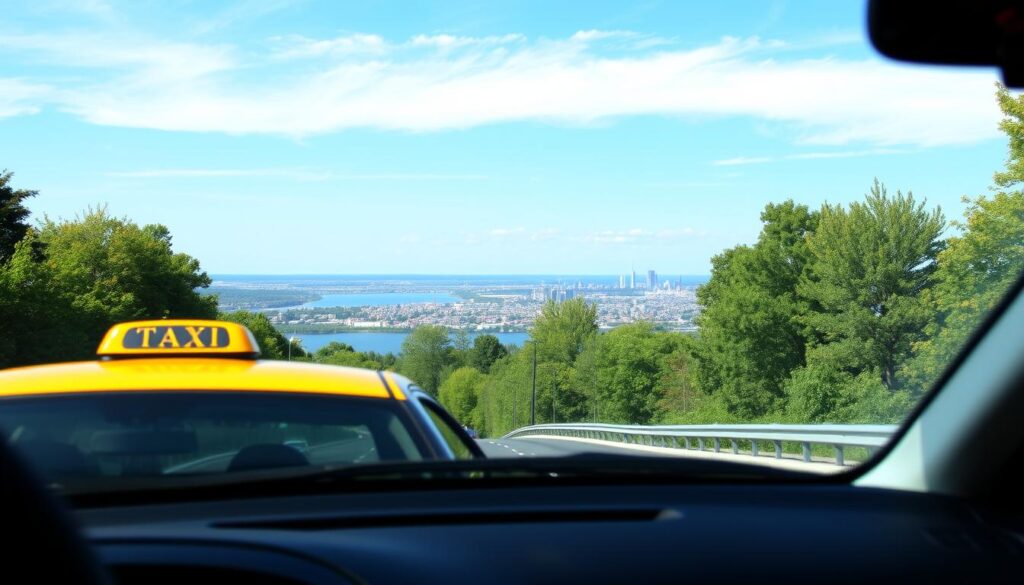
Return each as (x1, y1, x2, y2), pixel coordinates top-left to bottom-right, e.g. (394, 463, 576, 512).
(398, 325, 453, 396)
(693, 201, 818, 417)
(901, 195, 1024, 393)
(530, 297, 598, 363)
(470, 334, 507, 373)
(451, 329, 472, 366)
(595, 323, 686, 424)
(478, 350, 530, 436)
(438, 366, 486, 429)
(0, 207, 218, 367)
(220, 310, 306, 360)
(798, 181, 945, 390)
(0, 170, 38, 263)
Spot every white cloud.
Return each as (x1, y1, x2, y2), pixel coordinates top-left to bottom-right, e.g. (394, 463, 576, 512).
(713, 148, 910, 166)
(488, 227, 525, 237)
(0, 79, 49, 118)
(410, 33, 524, 49)
(0, 30, 1006, 146)
(580, 227, 702, 245)
(105, 168, 487, 181)
(270, 34, 387, 59)
(713, 156, 774, 166)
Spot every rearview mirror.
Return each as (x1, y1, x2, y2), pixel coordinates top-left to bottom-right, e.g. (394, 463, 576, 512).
(868, 0, 1024, 86)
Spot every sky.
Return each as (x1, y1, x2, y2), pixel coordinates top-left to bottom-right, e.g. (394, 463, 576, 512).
(0, 0, 1012, 274)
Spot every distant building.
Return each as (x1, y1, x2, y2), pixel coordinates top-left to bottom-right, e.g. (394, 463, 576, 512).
(630, 270, 636, 289)
(619, 275, 625, 289)
(647, 270, 657, 290)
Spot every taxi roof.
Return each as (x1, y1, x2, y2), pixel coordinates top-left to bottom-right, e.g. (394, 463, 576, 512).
(0, 358, 405, 400)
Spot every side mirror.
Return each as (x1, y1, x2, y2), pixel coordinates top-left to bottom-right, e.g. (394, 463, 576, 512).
(868, 0, 1024, 86)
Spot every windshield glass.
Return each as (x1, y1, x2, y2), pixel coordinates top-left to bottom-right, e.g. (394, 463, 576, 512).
(0, 1, 1022, 489)
(0, 393, 424, 486)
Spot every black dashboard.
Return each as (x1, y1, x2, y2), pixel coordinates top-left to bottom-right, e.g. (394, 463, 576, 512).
(78, 481, 1024, 584)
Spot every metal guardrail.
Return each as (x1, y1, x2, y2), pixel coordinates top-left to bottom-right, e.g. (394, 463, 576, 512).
(503, 423, 898, 466)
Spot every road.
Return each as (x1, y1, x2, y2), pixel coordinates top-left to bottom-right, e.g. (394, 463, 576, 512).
(476, 436, 654, 458)
(475, 435, 848, 474)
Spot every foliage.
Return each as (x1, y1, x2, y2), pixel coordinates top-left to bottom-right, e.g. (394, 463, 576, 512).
(899, 192, 1024, 393)
(219, 310, 306, 360)
(0, 170, 40, 263)
(397, 324, 454, 396)
(438, 366, 486, 429)
(593, 323, 686, 424)
(0, 207, 217, 367)
(470, 334, 508, 373)
(530, 297, 598, 362)
(693, 201, 817, 417)
(799, 180, 945, 390)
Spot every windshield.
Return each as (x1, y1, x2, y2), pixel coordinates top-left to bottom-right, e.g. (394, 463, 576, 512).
(0, 393, 425, 486)
(0, 1, 1023, 490)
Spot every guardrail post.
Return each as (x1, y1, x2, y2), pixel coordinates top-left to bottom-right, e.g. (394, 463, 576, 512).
(834, 445, 844, 466)
(802, 442, 812, 463)
(684, 437, 690, 450)
(773, 441, 782, 459)
(713, 438, 721, 453)
(697, 438, 704, 451)
(730, 440, 738, 454)
(671, 437, 678, 448)
(622, 433, 628, 443)
(751, 441, 759, 457)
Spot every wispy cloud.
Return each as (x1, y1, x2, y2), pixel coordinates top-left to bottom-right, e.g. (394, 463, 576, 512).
(488, 227, 526, 237)
(712, 148, 910, 166)
(0, 29, 1004, 146)
(579, 227, 704, 245)
(0, 78, 49, 118)
(105, 168, 488, 181)
(713, 156, 774, 166)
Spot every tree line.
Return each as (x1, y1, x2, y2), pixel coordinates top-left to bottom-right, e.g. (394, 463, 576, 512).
(1, 86, 1022, 438)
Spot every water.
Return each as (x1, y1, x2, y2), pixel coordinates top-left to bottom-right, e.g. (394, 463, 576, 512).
(295, 292, 461, 308)
(213, 274, 710, 288)
(296, 331, 531, 354)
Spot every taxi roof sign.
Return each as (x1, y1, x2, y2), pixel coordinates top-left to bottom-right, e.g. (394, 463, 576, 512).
(97, 320, 261, 359)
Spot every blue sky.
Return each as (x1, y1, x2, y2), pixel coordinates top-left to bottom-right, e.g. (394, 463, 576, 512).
(0, 0, 1011, 274)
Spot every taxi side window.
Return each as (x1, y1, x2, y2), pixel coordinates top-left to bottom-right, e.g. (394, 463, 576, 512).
(419, 399, 476, 460)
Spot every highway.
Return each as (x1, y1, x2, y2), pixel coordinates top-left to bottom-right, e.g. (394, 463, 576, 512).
(477, 436, 662, 458)
(475, 435, 848, 473)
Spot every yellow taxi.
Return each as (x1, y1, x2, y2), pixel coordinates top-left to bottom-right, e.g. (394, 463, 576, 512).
(0, 319, 482, 487)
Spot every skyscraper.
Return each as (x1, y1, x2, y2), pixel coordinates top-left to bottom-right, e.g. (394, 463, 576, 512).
(619, 275, 625, 289)
(630, 269, 635, 289)
(647, 270, 657, 290)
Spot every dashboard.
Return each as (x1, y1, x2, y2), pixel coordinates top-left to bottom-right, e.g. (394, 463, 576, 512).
(78, 480, 1024, 584)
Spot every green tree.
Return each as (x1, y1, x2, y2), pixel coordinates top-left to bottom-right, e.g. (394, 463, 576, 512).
(0, 207, 218, 367)
(900, 193, 1024, 392)
(530, 297, 598, 363)
(0, 170, 38, 263)
(693, 201, 818, 417)
(451, 329, 472, 366)
(398, 325, 453, 396)
(438, 366, 485, 429)
(994, 84, 1024, 188)
(470, 334, 507, 373)
(220, 310, 306, 360)
(798, 181, 945, 390)
(595, 323, 687, 424)
(478, 349, 530, 436)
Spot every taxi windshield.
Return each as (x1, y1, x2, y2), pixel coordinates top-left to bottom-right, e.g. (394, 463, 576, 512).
(1, 1, 1023, 489)
(0, 392, 425, 487)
